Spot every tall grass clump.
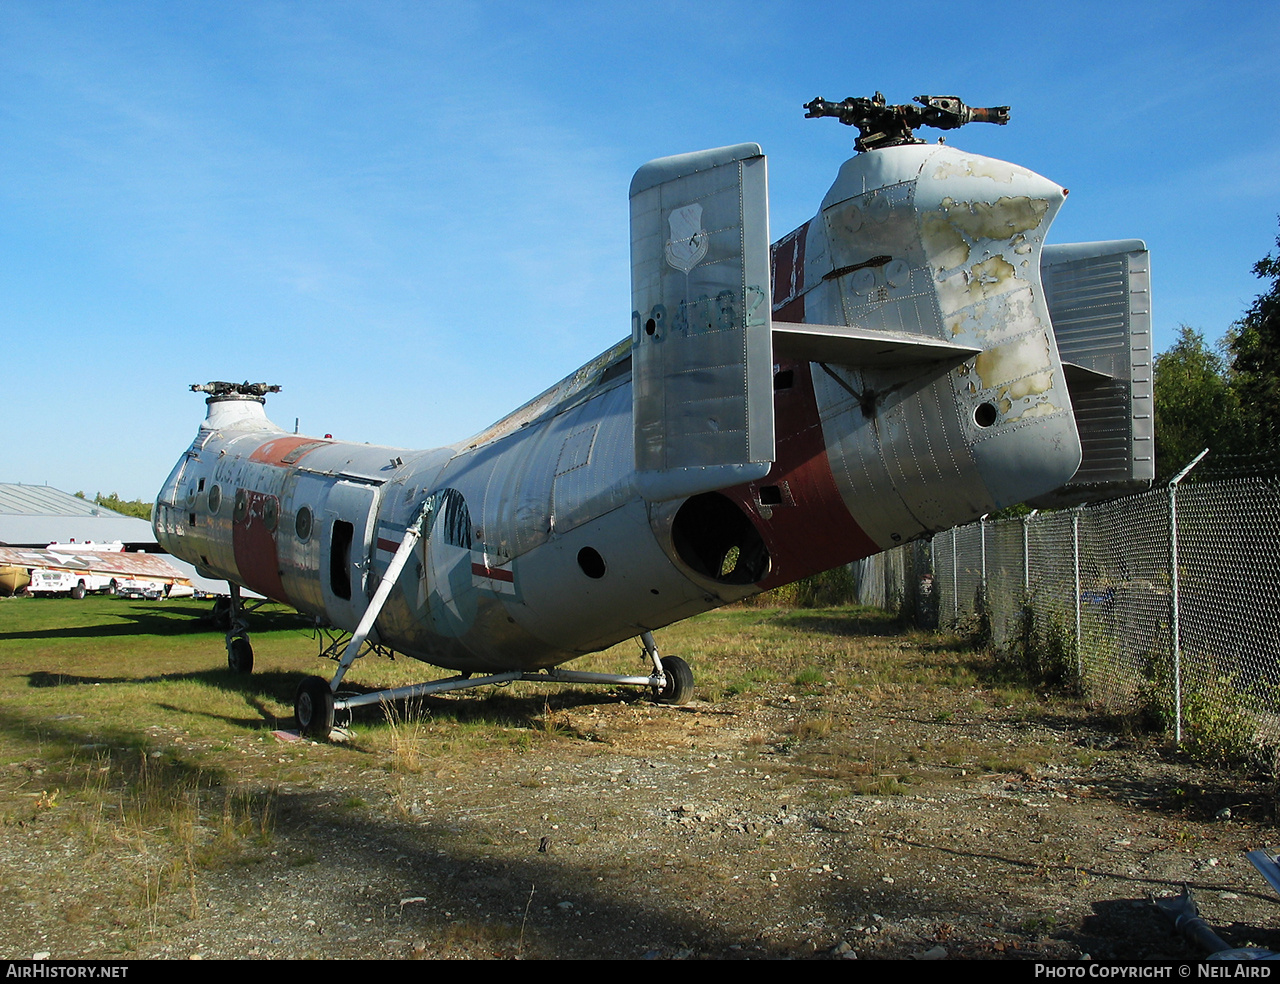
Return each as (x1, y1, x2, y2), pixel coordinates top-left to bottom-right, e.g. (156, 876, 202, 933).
(382, 698, 430, 773)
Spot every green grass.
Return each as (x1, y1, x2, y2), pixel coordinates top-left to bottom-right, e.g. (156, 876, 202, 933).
(0, 597, 1046, 772)
(0, 597, 329, 947)
(0, 595, 1088, 953)
(1, 597, 308, 751)
(570, 605, 916, 701)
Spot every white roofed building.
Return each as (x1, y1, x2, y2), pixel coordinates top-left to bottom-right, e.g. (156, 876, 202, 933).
(0, 483, 231, 595)
(0, 483, 154, 549)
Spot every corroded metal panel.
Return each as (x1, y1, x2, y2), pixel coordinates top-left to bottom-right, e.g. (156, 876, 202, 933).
(801, 144, 1082, 540)
(630, 144, 774, 500)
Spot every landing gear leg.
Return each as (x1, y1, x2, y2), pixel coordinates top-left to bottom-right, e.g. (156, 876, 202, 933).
(225, 583, 253, 674)
(287, 629, 696, 744)
(642, 630, 694, 705)
(296, 498, 434, 739)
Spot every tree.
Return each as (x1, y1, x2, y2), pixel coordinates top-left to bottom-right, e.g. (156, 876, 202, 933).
(1153, 325, 1245, 481)
(1152, 222, 1280, 478)
(1228, 221, 1280, 444)
(92, 492, 153, 521)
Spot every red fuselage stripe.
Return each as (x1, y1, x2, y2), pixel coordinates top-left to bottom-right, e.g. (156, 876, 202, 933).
(230, 489, 289, 604)
(471, 563, 514, 583)
(248, 436, 330, 466)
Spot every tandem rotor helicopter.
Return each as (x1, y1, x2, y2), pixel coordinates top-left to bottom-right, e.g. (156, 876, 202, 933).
(154, 94, 1153, 738)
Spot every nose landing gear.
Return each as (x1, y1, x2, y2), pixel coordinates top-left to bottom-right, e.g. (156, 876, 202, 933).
(224, 583, 253, 674)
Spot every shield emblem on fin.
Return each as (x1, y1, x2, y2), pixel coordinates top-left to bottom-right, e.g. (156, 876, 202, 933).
(664, 204, 709, 273)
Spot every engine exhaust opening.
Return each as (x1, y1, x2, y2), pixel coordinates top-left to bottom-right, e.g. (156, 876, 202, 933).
(672, 492, 770, 585)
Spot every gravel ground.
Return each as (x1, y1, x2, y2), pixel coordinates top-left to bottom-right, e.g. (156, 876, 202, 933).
(4, 635, 1280, 960)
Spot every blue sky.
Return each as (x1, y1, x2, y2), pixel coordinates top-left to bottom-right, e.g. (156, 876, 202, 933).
(3, 1, 1277, 501)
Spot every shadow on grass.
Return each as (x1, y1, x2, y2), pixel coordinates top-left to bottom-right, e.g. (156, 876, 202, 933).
(27, 666, 298, 694)
(162, 683, 636, 735)
(25, 666, 306, 731)
(769, 609, 904, 638)
(0, 602, 312, 640)
(0, 702, 837, 959)
(25, 663, 650, 736)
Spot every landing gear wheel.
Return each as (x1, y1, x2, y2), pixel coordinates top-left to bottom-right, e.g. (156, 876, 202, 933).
(227, 635, 254, 674)
(655, 655, 694, 705)
(295, 676, 335, 738)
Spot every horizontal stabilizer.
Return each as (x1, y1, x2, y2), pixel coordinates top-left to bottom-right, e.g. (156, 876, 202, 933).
(773, 321, 980, 367)
(1061, 360, 1117, 389)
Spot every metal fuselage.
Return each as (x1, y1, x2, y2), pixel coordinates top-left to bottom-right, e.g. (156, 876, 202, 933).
(154, 143, 1086, 674)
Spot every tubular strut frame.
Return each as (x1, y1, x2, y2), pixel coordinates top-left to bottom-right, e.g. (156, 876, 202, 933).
(313, 623, 392, 664)
(332, 636, 669, 714)
(321, 506, 673, 711)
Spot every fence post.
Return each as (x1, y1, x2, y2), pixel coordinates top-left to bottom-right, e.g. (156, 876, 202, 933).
(980, 513, 988, 595)
(951, 526, 958, 625)
(929, 537, 935, 629)
(979, 515, 989, 642)
(1022, 509, 1038, 595)
(1168, 449, 1209, 746)
(1073, 508, 1082, 680)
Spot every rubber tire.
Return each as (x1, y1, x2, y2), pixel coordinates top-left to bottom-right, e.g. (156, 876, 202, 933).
(70, 582, 86, 600)
(107, 579, 118, 596)
(295, 676, 335, 738)
(227, 636, 254, 674)
(656, 655, 694, 705)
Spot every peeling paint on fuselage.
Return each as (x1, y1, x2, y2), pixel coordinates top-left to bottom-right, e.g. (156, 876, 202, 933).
(974, 333, 1052, 390)
(795, 143, 1081, 515)
(934, 195, 1050, 245)
(931, 155, 1035, 184)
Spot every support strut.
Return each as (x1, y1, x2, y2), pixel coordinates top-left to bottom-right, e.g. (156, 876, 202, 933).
(293, 500, 698, 736)
(327, 498, 434, 693)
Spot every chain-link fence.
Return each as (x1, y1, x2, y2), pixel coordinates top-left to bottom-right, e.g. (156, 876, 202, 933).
(926, 453, 1280, 757)
(847, 541, 933, 619)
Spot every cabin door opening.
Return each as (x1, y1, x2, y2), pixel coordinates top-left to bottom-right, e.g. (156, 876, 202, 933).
(320, 480, 381, 627)
(330, 520, 354, 600)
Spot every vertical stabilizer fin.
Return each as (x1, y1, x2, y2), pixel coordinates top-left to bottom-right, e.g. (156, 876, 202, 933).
(629, 144, 774, 501)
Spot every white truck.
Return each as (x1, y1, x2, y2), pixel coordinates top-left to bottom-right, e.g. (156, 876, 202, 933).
(26, 567, 114, 598)
(26, 542, 125, 598)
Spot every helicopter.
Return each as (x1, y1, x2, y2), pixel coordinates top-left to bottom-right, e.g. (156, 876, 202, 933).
(154, 95, 1151, 737)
